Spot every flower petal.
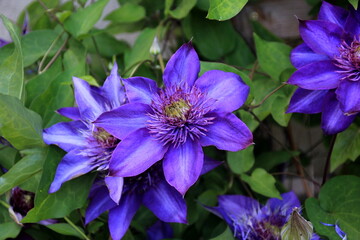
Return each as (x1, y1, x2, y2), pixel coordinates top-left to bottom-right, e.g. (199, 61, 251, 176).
(200, 113, 253, 152)
(95, 103, 152, 140)
(43, 121, 88, 152)
(291, 43, 329, 69)
(73, 77, 109, 122)
(194, 70, 249, 113)
(85, 185, 117, 224)
(108, 193, 142, 240)
(201, 156, 222, 175)
(49, 149, 94, 193)
(123, 77, 159, 105)
(143, 180, 187, 223)
(163, 140, 203, 195)
(336, 80, 360, 114)
(287, 88, 328, 114)
(287, 61, 342, 90)
(299, 20, 343, 57)
(163, 42, 200, 88)
(322, 91, 356, 135)
(147, 221, 174, 240)
(218, 195, 261, 219)
(318, 1, 348, 26)
(105, 176, 124, 204)
(345, 9, 360, 36)
(101, 63, 126, 109)
(264, 191, 300, 216)
(109, 128, 168, 177)
(56, 107, 81, 120)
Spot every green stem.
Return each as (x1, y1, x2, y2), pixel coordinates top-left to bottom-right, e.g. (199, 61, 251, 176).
(248, 83, 287, 109)
(322, 134, 337, 185)
(38, 31, 65, 74)
(0, 199, 10, 209)
(64, 216, 91, 240)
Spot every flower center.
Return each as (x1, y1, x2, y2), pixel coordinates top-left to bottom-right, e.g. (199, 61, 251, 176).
(334, 37, 360, 81)
(147, 85, 215, 146)
(164, 99, 190, 120)
(79, 125, 119, 171)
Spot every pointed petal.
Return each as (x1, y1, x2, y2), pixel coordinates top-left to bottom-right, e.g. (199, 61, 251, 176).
(218, 195, 261, 218)
(322, 91, 356, 135)
(147, 221, 174, 240)
(108, 193, 141, 240)
(163, 43, 200, 88)
(299, 20, 343, 57)
(163, 140, 203, 195)
(291, 43, 329, 69)
(287, 88, 328, 114)
(109, 128, 168, 177)
(56, 107, 81, 120)
(49, 150, 94, 193)
(265, 191, 300, 216)
(318, 1, 348, 26)
(143, 180, 187, 223)
(105, 176, 124, 204)
(336, 80, 360, 114)
(43, 121, 88, 152)
(345, 9, 360, 36)
(73, 77, 108, 122)
(95, 103, 152, 140)
(287, 61, 341, 90)
(102, 63, 126, 109)
(200, 113, 253, 152)
(85, 185, 117, 224)
(201, 156, 222, 175)
(123, 77, 159, 104)
(195, 70, 249, 113)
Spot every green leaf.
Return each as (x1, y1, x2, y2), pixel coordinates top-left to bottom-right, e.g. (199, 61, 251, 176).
(0, 147, 18, 170)
(207, 0, 247, 21)
(305, 175, 360, 239)
(46, 223, 86, 239)
(0, 94, 44, 150)
(0, 147, 47, 195)
(29, 71, 74, 128)
(254, 151, 298, 171)
(64, 0, 109, 38)
(165, 0, 197, 19)
(210, 227, 234, 240)
(254, 34, 293, 81)
(224, 34, 256, 67)
(0, 15, 24, 100)
(105, 3, 146, 23)
(227, 145, 254, 174)
(349, 0, 358, 9)
(124, 28, 156, 74)
(271, 95, 292, 127)
(331, 124, 360, 171)
(241, 168, 281, 198)
(182, 11, 237, 60)
(25, 58, 63, 107)
(63, 39, 87, 76)
(0, 222, 22, 240)
(22, 147, 95, 223)
(82, 32, 129, 57)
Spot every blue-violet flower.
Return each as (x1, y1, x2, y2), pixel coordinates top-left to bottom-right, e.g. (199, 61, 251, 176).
(95, 43, 253, 195)
(287, 1, 360, 134)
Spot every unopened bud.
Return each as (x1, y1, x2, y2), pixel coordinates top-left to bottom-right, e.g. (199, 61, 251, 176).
(150, 37, 161, 55)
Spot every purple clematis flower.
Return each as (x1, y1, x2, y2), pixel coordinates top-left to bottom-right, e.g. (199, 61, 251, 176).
(205, 192, 320, 240)
(95, 43, 253, 195)
(146, 221, 173, 240)
(85, 158, 220, 240)
(322, 222, 347, 240)
(287, 1, 360, 134)
(43, 64, 126, 203)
